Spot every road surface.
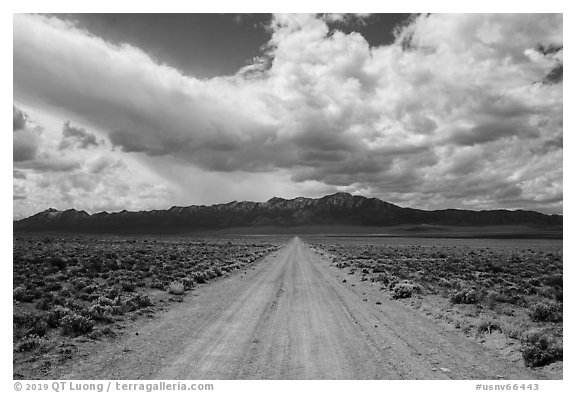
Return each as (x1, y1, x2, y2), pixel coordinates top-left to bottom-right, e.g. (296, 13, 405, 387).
(58, 237, 548, 379)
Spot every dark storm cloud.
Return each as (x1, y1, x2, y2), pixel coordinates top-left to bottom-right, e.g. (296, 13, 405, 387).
(12, 111, 94, 177)
(13, 106, 26, 131)
(54, 13, 273, 78)
(536, 43, 562, 56)
(532, 135, 563, 155)
(532, 43, 563, 85)
(109, 130, 169, 155)
(13, 106, 42, 162)
(16, 157, 82, 172)
(59, 121, 99, 150)
(13, 136, 39, 161)
(542, 135, 563, 151)
(544, 64, 563, 84)
(479, 96, 539, 119)
(448, 119, 540, 146)
(13, 170, 27, 179)
(292, 129, 358, 153)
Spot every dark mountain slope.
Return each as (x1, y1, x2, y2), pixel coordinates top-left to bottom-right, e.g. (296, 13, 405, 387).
(13, 192, 562, 234)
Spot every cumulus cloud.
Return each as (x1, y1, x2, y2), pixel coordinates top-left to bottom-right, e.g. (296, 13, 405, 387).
(12, 107, 85, 170)
(12, 105, 172, 219)
(13, 164, 173, 219)
(13, 13, 563, 214)
(13, 106, 42, 162)
(59, 121, 100, 150)
(13, 182, 27, 200)
(85, 154, 123, 174)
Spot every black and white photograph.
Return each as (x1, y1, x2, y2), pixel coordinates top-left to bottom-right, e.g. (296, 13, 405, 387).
(10, 4, 566, 388)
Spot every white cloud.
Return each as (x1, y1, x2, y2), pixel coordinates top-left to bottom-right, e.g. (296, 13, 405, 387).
(13, 13, 563, 215)
(11, 106, 175, 219)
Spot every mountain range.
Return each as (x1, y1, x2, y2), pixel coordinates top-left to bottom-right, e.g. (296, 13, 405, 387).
(13, 193, 562, 235)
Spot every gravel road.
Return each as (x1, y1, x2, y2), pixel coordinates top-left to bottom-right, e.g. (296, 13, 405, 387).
(58, 237, 548, 379)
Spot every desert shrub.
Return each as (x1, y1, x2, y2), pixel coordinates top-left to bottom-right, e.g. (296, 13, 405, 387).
(150, 279, 165, 290)
(104, 251, 117, 259)
(391, 282, 419, 299)
(13, 311, 49, 338)
(477, 320, 502, 334)
(193, 273, 207, 284)
(48, 256, 67, 270)
(134, 293, 153, 307)
(542, 274, 562, 288)
(86, 328, 103, 340)
(45, 281, 63, 292)
(486, 289, 526, 306)
(529, 300, 562, 322)
(83, 284, 100, 294)
(68, 265, 85, 276)
(119, 280, 136, 292)
(71, 277, 89, 290)
(213, 267, 223, 277)
(88, 304, 114, 322)
(82, 258, 102, 273)
(46, 306, 73, 328)
(95, 296, 114, 307)
(553, 287, 563, 302)
(521, 329, 562, 367)
(102, 286, 122, 301)
(103, 259, 119, 271)
(98, 326, 116, 338)
(182, 278, 195, 290)
(528, 278, 542, 287)
(16, 334, 50, 352)
(35, 295, 54, 311)
(168, 281, 185, 295)
(58, 287, 74, 300)
(124, 293, 153, 311)
(13, 285, 38, 303)
(373, 274, 389, 285)
(450, 288, 480, 304)
(484, 262, 503, 274)
(60, 313, 94, 336)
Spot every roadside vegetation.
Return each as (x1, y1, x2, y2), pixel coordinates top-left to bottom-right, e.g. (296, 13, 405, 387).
(309, 237, 562, 369)
(13, 234, 282, 377)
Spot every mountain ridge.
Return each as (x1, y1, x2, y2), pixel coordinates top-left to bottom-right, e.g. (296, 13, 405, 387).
(13, 192, 562, 234)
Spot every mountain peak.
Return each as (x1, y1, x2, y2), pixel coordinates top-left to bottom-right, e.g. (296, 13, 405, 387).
(327, 192, 354, 198)
(14, 193, 562, 234)
(266, 196, 286, 204)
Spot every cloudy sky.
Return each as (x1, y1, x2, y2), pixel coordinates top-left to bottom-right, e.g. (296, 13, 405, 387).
(13, 13, 563, 219)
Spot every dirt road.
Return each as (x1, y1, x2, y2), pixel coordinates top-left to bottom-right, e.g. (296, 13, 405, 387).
(58, 237, 547, 379)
